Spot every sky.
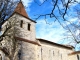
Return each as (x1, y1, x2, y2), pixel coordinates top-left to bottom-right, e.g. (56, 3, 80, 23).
(21, 0, 80, 43)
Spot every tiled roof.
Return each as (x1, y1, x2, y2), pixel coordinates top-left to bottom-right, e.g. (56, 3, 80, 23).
(13, 1, 36, 23)
(2, 1, 36, 24)
(14, 1, 29, 18)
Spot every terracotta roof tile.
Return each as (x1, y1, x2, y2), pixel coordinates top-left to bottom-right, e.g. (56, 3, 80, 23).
(14, 1, 29, 18)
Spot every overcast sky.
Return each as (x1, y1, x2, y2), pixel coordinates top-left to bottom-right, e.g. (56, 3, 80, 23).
(21, 0, 80, 43)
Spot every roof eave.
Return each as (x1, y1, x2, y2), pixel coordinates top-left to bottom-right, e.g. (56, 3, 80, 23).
(36, 38, 73, 50)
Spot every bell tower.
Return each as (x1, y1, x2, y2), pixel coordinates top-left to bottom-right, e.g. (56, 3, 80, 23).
(13, 1, 37, 60)
(1, 1, 37, 60)
(14, 0, 36, 41)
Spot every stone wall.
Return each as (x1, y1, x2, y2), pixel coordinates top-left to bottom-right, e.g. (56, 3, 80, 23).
(68, 52, 80, 60)
(20, 42, 37, 60)
(14, 14, 36, 41)
(1, 13, 36, 60)
(68, 54, 77, 60)
(2, 13, 36, 41)
(36, 39, 73, 60)
(13, 13, 37, 60)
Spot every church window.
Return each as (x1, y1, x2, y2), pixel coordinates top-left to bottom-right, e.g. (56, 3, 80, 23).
(0, 54, 2, 60)
(77, 54, 79, 60)
(53, 51, 54, 56)
(28, 23, 31, 31)
(61, 54, 62, 59)
(18, 50, 21, 59)
(20, 20, 23, 28)
(41, 47, 43, 60)
(0, 27, 1, 31)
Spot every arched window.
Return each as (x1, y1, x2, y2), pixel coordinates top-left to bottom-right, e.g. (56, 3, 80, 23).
(20, 20, 23, 28)
(28, 23, 31, 31)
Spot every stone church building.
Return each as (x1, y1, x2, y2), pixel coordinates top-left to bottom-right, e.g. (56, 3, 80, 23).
(0, 1, 80, 60)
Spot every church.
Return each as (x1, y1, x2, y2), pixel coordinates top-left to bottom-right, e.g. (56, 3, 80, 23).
(0, 1, 80, 60)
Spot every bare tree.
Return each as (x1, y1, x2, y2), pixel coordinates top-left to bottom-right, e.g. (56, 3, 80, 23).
(0, 14, 25, 60)
(59, 6, 80, 50)
(0, 0, 19, 27)
(33, 0, 80, 22)
(33, 0, 80, 50)
(0, 0, 22, 60)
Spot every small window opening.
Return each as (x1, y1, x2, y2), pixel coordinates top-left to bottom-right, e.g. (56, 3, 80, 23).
(53, 51, 54, 56)
(61, 54, 62, 59)
(18, 50, 21, 59)
(0, 27, 1, 31)
(77, 54, 79, 60)
(28, 23, 31, 31)
(0, 54, 2, 60)
(20, 20, 23, 28)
